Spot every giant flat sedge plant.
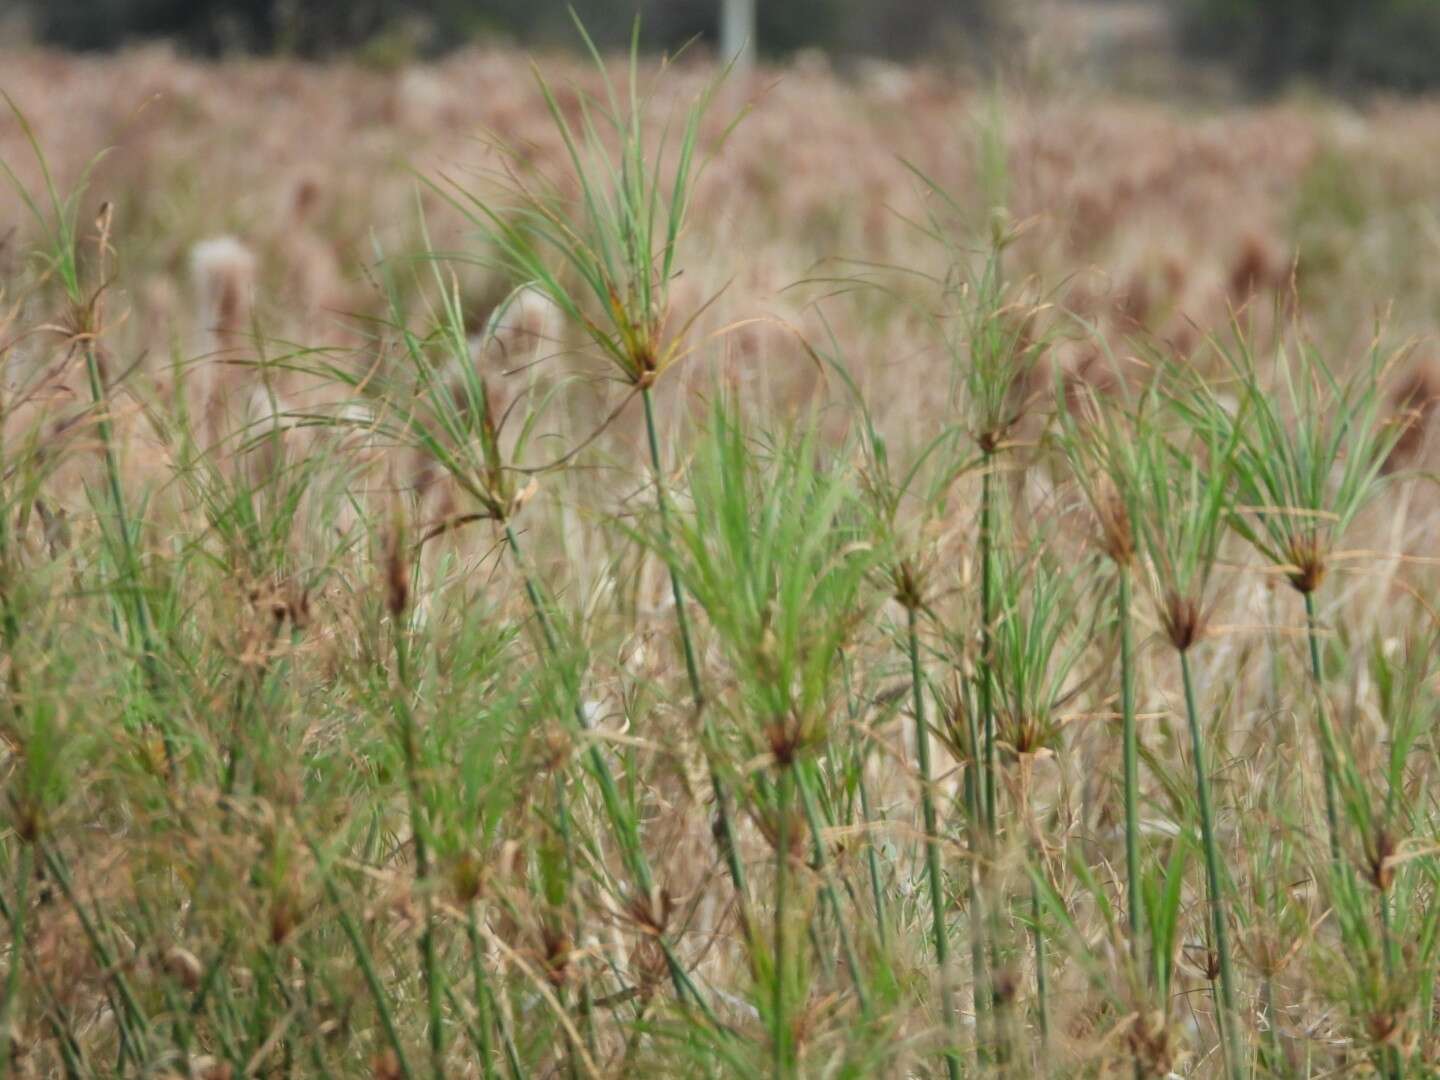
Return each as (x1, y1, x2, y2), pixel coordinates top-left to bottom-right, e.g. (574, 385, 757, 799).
(299, 247, 720, 1030)
(1339, 636, 1440, 1077)
(986, 537, 1086, 1058)
(1, 101, 173, 772)
(1170, 328, 1403, 874)
(929, 212, 1047, 844)
(1130, 382, 1246, 1080)
(424, 14, 755, 920)
(1053, 364, 1146, 986)
(803, 318, 974, 1078)
(928, 192, 1048, 1076)
(834, 161, 1050, 1072)
(639, 399, 880, 1076)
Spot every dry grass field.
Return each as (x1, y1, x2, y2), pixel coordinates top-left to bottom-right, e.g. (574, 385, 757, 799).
(4, 38, 1440, 1078)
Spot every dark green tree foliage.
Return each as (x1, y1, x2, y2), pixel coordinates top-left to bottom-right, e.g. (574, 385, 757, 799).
(26, 0, 993, 60)
(33, 0, 401, 54)
(1178, 0, 1440, 93)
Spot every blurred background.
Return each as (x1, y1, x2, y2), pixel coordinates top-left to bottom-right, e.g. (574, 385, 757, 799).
(5, 0, 1440, 468)
(3, 0, 1440, 94)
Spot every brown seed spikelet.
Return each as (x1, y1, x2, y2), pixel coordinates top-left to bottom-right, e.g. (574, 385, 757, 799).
(450, 852, 483, 904)
(765, 719, 801, 768)
(270, 886, 301, 945)
(1095, 478, 1134, 566)
(541, 924, 573, 988)
(1367, 828, 1397, 893)
(384, 513, 409, 619)
(1203, 949, 1222, 982)
(371, 1049, 403, 1080)
(990, 965, 1018, 1008)
(1285, 537, 1326, 594)
(1161, 591, 1205, 652)
(1385, 362, 1440, 472)
(1367, 1009, 1402, 1048)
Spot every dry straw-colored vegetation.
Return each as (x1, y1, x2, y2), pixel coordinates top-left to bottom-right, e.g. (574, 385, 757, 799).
(4, 29, 1440, 1079)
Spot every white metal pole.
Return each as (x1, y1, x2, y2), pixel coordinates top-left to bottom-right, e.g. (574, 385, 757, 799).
(719, 0, 755, 73)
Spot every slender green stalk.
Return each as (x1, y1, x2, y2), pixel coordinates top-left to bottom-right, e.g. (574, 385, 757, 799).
(41, 844, 149, 1066)
(500, 522, 714, 1020)
(640, 387, 753, 915)
(1121, 569, 1147, 1080)
(84, 346, 174, 771)
(472, 915, 525, 1080)
(1302, 591, 1343, 872)
(254, 947, 315, 1078)
(795, 765, 870, 1017)
(980, 459, 997, 835)
(222, 620, 287, 799)
(0, 917, 87, 1080)
(1260, 975, 1284, 1076)
(307, 830, 416, 1080)
(641, 387, 703, 706)
(0, 432, 21, 704)
(1120, 567, 1142, 954)
(977, 458, 1019, 1072)
(1301, 594, 1392, 1079)
(1179, 651, 1242, 1080)
(551, 768, 595, 1074)
(773, 765, 794, 1079)
(965, 734, 991, 1072)
(1031, 877, 1049, 1054)
(392, 632, 444, 1079)
(1019, 762, 1053, 1062)
(908, 607, 962, 1080)
(1378, 895, 1401, 1080)
(465, 906, 499, 1080)
(295, 958, 340, 1080)
(846, 665, 888, 948)
(856, 763, 888, 928)
(0, 844, 32, 1070)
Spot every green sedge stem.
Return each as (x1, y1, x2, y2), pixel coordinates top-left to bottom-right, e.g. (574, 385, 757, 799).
(1121, 567, 1147, 1080)
(640, 386, 703, 706)
(980, 457, 997, 836)
(1031, 876, 1049, 1055)
(306, 832, 416, 1080)
(967, 786, 991, 1070)
(908, 607, 962, 1080)
(392, 630, 444, 1079)
(0, 843, 32, 1070)
(1120, 567, 1143, 955)
(42, 844, 150, 1064)
(1379, 893, 1401, 1079)
(500, 521, 716, 1021)
(84, 346, 174, 774)
(465, 906, 500, 1080)
(640, 386, 752, 915)
(1302, 590, 1343, 872)
(1179, 649, 1242, 1080)
(552, 769, 595, 1074)
(957, 647, 991, 1070)
(842, 656, 888, 947)
(795, 764, 871, 1018)
(774, 765, 794, 1079)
